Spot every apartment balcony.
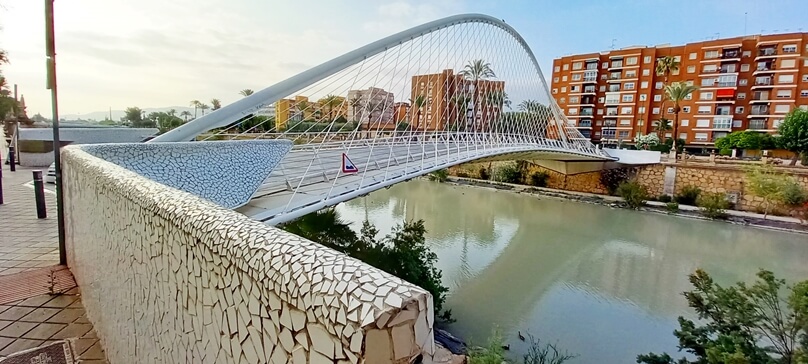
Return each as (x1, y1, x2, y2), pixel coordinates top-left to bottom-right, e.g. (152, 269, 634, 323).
(712, 122, 732, 130)
(585, 64, 598, 70)
(758, 48, 777, 56)
(714, 109, 732, 116)
(722, 50, 741, 59)
(605, 112, 618, 117)
(581, 89, 597, 95)
(753, 78, 773, 87)
(748, 119, 768, 130)
(753, 64, 776, 74)
(577, 120, 592, 128)
(750, 96, 770, 104)
(608, 62, 624, 70)
(582, 77, 598, 83)
(603, 121, 617, 127)
(579, 112, 594, 117)
(750, 108, 770, 116)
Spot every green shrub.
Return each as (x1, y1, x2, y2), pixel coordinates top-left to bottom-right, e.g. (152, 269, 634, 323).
(718, 148, 732, 156)
(497, 162, 523, 184)
(530, 171, 550, 187)
(479, 167, 490, 180)
(600, 168, 636, 195)
(657, 195, 672, 203)
(674, 185, 701, 205)
(782, 180, 808, 206)
(616, 181, 648, 209)
(428, 169, 449, 182)
(665, 201, 679, 213)
(697, 192, 730, 219)
(801, 152, 808, 167)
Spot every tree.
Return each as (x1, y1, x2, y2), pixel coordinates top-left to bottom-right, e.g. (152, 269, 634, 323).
(715, 130, 777, 155)
(777, 109, 808, 166)
(745, 165, 795, 218)
(664, 82, 698, 155)
(409, 95, 426, 131)
(199, 103, 210, 116)
(655, 55, 680, 83)
(122, 107, 144, 126)
(319, 94, 341, 122)
(180, 110, 192, 122)
(460, 59, 496, 130)
(637, 269, 808, 364)
(653, 118, 672, 139)
(190, 100, 201, 118)
(634, 133, 660, 149)
(348, 96, 362, 122)
(296, 100, 310, 121)
(239, 89, 254, 97)
(210, 98, 221, 110)
(364, 101, 379, 131)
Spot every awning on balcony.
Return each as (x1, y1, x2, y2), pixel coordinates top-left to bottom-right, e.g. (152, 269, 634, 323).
(716, 88, 735, 98)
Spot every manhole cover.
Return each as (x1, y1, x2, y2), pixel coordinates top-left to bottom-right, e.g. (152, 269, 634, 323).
(0, 341, 74, 364)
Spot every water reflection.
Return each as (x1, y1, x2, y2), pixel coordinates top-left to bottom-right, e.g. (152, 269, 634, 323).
(336, 180, 808, 363)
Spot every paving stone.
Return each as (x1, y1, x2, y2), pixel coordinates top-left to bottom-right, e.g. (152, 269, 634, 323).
(70, 337, 98, 356)
(22, 322, 67, 340)
(51, 323, 93, 340)
(16, 294, 56, 308)
(0, 321, 37, 338)
(47, 308, 85, 324)
(0, 336, 13, 351)
(0, 320, 12, 331)
(42, 295, 78, 309)
(0, 306, 35, 321)
(0, 338, 45, 356)
(19, 307, 61, 322)
(78, 341, 105, 360)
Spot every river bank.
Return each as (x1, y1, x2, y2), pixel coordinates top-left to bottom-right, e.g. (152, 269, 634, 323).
(442, 176, 808, 235)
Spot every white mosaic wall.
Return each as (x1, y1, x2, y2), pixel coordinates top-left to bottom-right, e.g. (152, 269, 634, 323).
(61, 145, 435, 364)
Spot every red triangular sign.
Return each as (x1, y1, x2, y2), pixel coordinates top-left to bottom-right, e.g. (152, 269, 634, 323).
(342, 153, 359, 174)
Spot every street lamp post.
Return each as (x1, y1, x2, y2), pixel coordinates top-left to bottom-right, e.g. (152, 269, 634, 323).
(45, 0, 66, 265)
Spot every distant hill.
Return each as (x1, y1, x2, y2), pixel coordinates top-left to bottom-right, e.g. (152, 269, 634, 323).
(61, 106, 197, 122)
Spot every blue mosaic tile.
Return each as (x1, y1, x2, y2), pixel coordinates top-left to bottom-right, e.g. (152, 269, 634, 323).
(80, 140, 292, 209)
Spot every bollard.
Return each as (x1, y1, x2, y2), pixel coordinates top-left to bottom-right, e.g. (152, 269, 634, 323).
(8, 146, 15, 172)
(33, 170, 46, 218)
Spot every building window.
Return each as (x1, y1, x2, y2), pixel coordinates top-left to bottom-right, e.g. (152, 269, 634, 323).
(704, 50, 719, 59)
(781, 59, 796, 68)
(703, 64, 718, 73)
(553, 77, 559, 83)
(599, 85, 606, 92)
(626, 70, 637, 78)
(572, 62, 583, 70)
(597, 108, 604, 114)
(739, 79, 748, 86)
(778, 74, 795, 83)
(642, 69, 650, 76)
(625, 82, 635, 90)
(777, 89, 792, 98)
(643, 55, 652, 64)
(740, 64, 750, 72)
(638, 106, 646, 113)
(641, 81, 649, 89)
(570, 85, 581, 92)
(803, 75, 808, 82)
(805, 59, 808, 67)
(601, 74, 608, 80)
(667, 107, 674, 113)
(682, 106, 691, 113)
(686, 80, 695, 86)
(742, 50, 751, 57)
(554, 66, 560, 72)
(687, 65, 696, 73)
(561, 87, 567, 93)
(672, 68, 680, 75)
(620, 119, 631, 125)
(783, 44, 797, 53)
(801, 90, 808, 97)
(563, 64, 569, 70)
(689, 52, 697, 60)
(737, 92, 746, 100)
(684, 93, 693, 100)
(569, 96, 579, 103)
(655, 82, 663, 89)
(653, 94, 662, 102)
(652, 107, 660, 114)
(700, 91, 713, 100)
(559, 97, 566, 104)
(735, 106, 744, 113)
(733, 119, 742, 127)
(552, 88, 558, 94)
(698, 105, 712, 114)
(622, 94, 634, 102)
(695, 133, 709, 141)
(681, 119, 689, 126)
(639, 94, 647, 101)
(602, 62, 609, 69)
(571, 74, 582, 81)
(696, 119, 710, 128)
(774, 104, 790, 113)
(626, 57, 638, 65)
(567, 107, 577, 115)
(562, 75, 568, 82)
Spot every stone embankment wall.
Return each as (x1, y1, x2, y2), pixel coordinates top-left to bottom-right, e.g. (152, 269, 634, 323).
(61, 146, 434, 364)
(449, 161, 808, 214)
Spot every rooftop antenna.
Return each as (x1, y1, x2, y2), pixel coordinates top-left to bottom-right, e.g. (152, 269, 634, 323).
(744, 12, 747, 35)
(714, 32, 720, 40)
(610, 38, 617, 50)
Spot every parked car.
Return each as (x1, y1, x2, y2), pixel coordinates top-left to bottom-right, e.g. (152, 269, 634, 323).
(46, 163, 56, 184)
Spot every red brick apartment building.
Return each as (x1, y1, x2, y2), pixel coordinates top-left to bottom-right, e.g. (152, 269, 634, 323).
(551, 33, 808, 149)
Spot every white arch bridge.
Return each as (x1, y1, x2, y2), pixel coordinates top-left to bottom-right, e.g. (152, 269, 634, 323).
(149, 14, 653, 225)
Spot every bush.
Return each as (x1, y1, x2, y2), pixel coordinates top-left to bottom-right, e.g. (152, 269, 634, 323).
(697, 192, 730, 219)
(665, 201, 679, 213)
(530, 171, 550, 187)
(497, 162, 523, 184)
(616, 181, 648, 209)
(468, 329, 576, 364)
(657, 194, 672, 203)
(428, 169, 449, 182)
(782, 180, 808, 206)
(600, 168, 635, 195)
(718, 148, 732, 156)
(456, 171, 469, 178)
(479, 167, 490, 180)
(674, 185, 701, 206)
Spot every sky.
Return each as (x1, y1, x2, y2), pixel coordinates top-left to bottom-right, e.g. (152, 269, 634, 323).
(1, 0, 807, 117)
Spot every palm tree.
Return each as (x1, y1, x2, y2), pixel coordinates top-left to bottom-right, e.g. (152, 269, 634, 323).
(239, 89, 254, 97)
(664, 82, 698, 155)
(320, 94, 341, 122)
(199, 103, 210, 116)
(296, 101, 310, 121)
(211, 99, 221, 110)
(409, 95, 426, 131)
(655, 56, 680, 84)
(459, 59, 496, 130)
(0, 50, 8, 65)
(348, 96, 362, 122)
(653, 117, 672, 139)
(518, 99, 541, 113)
(167, 109, 177, 117)
(451, 95, 470, 131)
(364, 102, 379, 130)
(190, 100, 201, 118)
(180, 110, 192, 122)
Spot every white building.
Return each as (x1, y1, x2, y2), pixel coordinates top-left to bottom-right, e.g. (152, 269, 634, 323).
(346, 87, 395, 125)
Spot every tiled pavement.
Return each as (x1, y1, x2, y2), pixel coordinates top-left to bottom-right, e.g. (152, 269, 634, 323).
(0, 163, 108, 362)
(0, 165, 60, 276)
